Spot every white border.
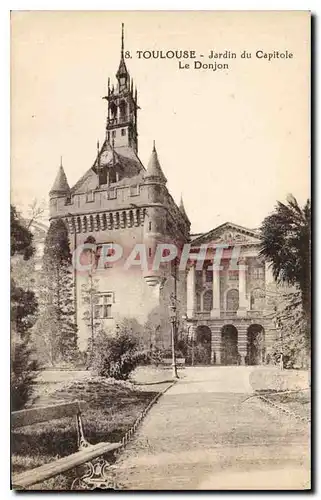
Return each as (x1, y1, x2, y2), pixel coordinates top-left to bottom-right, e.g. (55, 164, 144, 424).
(2, 2, 318, 498)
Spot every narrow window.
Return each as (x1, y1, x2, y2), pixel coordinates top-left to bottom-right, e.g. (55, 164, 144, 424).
(121, 128, 126, 136)
(95, 293, 114, 318)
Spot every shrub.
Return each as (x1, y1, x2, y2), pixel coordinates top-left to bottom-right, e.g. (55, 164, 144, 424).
(193, 344, 211, 365)
(11, 333, 38, 411)
(91, 322, 148, 380)
(158, 348, 185, 359)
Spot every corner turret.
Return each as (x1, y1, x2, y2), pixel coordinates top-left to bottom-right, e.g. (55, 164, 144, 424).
(179, 194, 190, 223)
(50, 158, 70, 196)
(144, 142, 167, 184)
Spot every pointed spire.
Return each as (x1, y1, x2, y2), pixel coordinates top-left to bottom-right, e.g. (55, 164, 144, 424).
(144, 142, 167, 184)
(121, 22, 124, 59)
(179, 194, 189, 220)
(50, 159, 70, 196)
(116, 23, 128, 78)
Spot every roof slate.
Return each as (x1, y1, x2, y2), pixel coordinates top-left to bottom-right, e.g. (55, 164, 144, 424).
(70, 141, 145, 194)
(50, 166, 70, 195)
(144, 145, 167, 183)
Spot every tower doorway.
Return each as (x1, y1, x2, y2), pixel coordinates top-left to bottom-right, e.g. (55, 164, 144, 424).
(221, 325, 238, 365)
(246, 324, 265, 365)
(194, 325, 212, 365)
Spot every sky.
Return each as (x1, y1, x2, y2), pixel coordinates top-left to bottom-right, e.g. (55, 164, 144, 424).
(11, 11, 310, 233)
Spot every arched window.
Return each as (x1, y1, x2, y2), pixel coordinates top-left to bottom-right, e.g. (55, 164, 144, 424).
(251, 288, 265, 310)
(110, 102, 117, 119)
(226, 289, 239, 312)
(109, 168, 117, 184)
(203, 290, 213, 311)
(119, 100, 127, 121)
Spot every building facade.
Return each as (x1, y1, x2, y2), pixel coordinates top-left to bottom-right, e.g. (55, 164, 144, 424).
(48, 27, 278, 362)
(185, 223, 277, 365)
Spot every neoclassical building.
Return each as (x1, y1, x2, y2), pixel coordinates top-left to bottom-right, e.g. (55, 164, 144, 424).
(185, 223, 277, 365)
(49, 26, 277, 363)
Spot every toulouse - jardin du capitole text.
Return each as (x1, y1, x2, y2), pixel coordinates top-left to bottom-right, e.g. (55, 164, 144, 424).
(126, 49, 294, 72)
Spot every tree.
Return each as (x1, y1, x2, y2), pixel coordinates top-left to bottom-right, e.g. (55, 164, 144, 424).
(259, 195, 311, 363)
(11, 205, 38, 410)
(272, 290, 308, 369)
(11, 205, 34, 260)
(37, 218, 78, 364)
(81, 276, 102, 366)
(91, 320, 147, 380)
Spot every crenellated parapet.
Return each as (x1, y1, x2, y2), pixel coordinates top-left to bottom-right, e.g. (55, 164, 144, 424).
(64, 207, 146, 234)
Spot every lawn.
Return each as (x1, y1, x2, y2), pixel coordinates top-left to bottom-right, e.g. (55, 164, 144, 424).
(12, 367, 172, 490)
(249, 367, 309, 392)
(262, 389, 311, 421)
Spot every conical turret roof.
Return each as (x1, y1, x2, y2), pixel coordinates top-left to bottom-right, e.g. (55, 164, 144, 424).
(50, 162, 70, 195)
(144, 142, 167, 184)
(179, 195, 189, 221)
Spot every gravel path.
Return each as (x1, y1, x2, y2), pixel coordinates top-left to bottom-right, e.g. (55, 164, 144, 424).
(115, 367, 310, 490)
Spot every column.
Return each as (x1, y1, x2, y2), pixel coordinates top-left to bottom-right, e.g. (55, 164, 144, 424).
(186, 264, 196, 318)
(265, 261, 274, 284)
(238, 325, 248, 365)
(211, 266, 221, 318)
(211, 325, 221, 364)
(237, 258, 248, 317)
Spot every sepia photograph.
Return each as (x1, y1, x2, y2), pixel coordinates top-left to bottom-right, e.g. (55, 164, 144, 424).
(10, 11, 311, 490)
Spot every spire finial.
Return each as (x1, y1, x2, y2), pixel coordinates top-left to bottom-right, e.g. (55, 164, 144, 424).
(60, 155, 63, 168)
(153, 140, 156, 152)
(121, 23, 124, 59)
(97, 140, 101, 170)
(112, 136, 115, 166)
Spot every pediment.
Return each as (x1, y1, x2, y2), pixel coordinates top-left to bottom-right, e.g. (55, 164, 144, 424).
(191, 222, 261, 247)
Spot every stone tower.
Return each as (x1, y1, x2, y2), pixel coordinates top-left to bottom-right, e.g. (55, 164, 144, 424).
(49, 25, 190, 351)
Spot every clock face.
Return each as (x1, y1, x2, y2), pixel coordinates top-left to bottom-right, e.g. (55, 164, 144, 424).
(100, 149, 113, 164)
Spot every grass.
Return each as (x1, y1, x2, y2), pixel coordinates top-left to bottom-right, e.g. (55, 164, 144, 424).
(249, 367, 309, 392)
(261, 390, 311, 421)
(12, 367, 172, 490)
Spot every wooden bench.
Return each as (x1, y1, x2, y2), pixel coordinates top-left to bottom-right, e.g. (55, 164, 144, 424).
(11, 400, 122, 490)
